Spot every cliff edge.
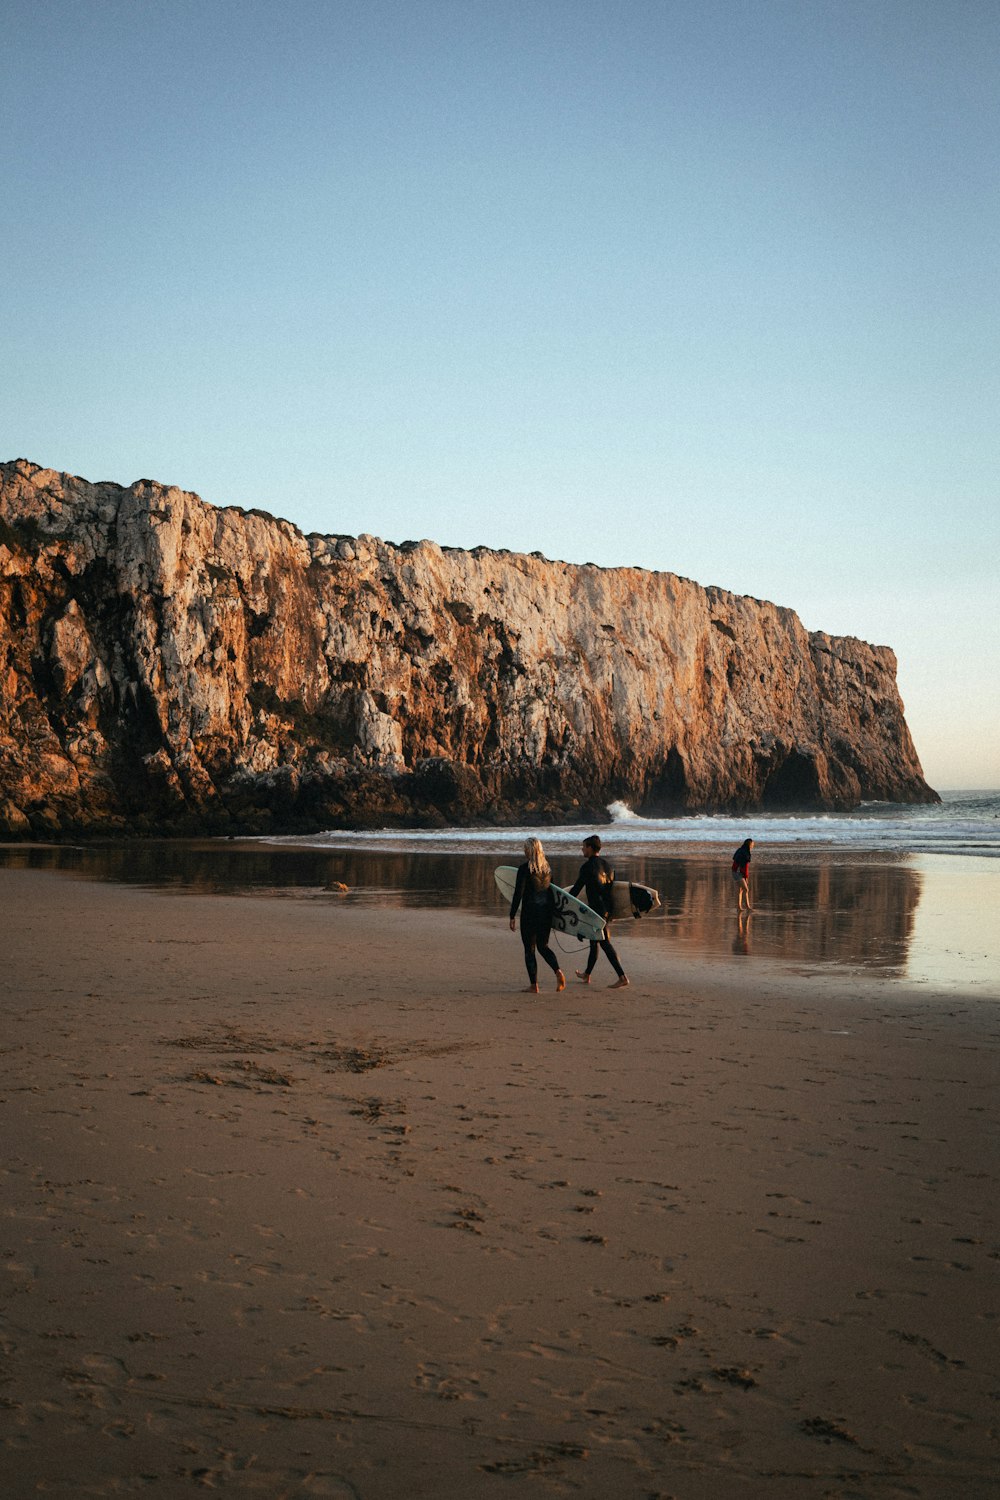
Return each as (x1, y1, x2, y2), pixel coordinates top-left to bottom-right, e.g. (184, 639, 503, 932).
(0, 461, 936, 837)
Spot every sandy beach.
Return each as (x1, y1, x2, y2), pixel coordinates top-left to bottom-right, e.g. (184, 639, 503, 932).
(2, 863, 998, 1498)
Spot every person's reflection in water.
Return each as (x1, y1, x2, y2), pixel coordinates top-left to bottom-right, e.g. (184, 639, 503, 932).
(733, 908, 751, 956)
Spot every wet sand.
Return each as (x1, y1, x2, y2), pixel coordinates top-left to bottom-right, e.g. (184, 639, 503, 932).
(2, 865, 998, 1498)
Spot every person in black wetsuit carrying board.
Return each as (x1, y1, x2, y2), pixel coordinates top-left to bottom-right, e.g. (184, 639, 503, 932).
(570, 835, 629, 989)
(509, 838, 566, 994)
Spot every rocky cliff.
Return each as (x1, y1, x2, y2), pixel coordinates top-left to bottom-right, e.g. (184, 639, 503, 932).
(0, 460, 936, 837)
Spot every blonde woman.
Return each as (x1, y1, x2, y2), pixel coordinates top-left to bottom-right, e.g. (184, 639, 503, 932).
(508, 837, 566, 994)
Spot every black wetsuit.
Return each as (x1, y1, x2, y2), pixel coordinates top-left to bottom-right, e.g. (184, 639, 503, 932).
(570, 855, 626, 980)
(509, 862, 560, 984)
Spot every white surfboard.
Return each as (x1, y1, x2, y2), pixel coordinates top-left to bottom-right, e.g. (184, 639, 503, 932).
(609, 879, 662, 920)
(494, 865, 607, 943)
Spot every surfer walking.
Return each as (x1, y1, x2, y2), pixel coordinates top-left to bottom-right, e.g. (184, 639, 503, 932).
(569, 835, 629, 989)
(732, 838, 754, 912)
(509, 838, 566, 994)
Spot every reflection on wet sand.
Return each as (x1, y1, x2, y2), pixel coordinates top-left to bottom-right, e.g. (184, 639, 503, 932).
(0, 840, 924, 978)
(633, 855, 923, 975)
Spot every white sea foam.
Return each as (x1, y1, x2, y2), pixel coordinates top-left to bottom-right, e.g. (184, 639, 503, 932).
(606, 800, 640, 822)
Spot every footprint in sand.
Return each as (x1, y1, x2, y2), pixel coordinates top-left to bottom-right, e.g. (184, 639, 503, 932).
(414, 1362, 486, 1401)
(799, 1415, 860, 1445)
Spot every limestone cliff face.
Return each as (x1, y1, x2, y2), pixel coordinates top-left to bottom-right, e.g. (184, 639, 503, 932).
(0, 460, 936, 837)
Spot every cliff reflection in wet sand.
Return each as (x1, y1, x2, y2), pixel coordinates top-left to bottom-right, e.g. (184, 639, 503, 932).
(0, 842, 922, 977)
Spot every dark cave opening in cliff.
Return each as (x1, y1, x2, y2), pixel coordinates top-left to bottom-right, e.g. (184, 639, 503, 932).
(642, 746, 688, 814)
(761, 748, 823, 809)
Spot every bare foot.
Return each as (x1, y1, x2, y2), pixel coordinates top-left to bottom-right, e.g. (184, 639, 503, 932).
(610, 976, 630, 989)
(522, 983, 539, 993)
(556, 970, 566, 992)
(575, 970, 591, 984)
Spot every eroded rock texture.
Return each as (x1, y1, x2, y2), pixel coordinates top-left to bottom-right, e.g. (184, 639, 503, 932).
(0, 460, 935, 836)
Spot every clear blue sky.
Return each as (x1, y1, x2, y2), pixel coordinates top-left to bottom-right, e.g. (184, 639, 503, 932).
(3, 0, 997, 789)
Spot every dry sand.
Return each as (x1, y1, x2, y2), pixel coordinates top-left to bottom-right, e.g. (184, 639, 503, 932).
(1, 865, 998, 1498)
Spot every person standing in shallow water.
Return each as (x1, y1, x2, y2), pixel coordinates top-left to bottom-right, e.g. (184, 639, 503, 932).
(569, 835, 629, 988)
(732, 838, 754, 912)
(509, 838, 566, 994)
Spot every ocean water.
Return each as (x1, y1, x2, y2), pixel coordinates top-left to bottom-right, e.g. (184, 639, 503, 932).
(257, 789, 1000, 996)
(3, 793, 997, 995)
(257, 786, 1000, 996)
(267, 788, 1000, 859)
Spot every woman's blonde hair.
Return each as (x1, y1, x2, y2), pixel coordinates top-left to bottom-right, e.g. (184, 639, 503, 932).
(523, 837, 551, 887)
